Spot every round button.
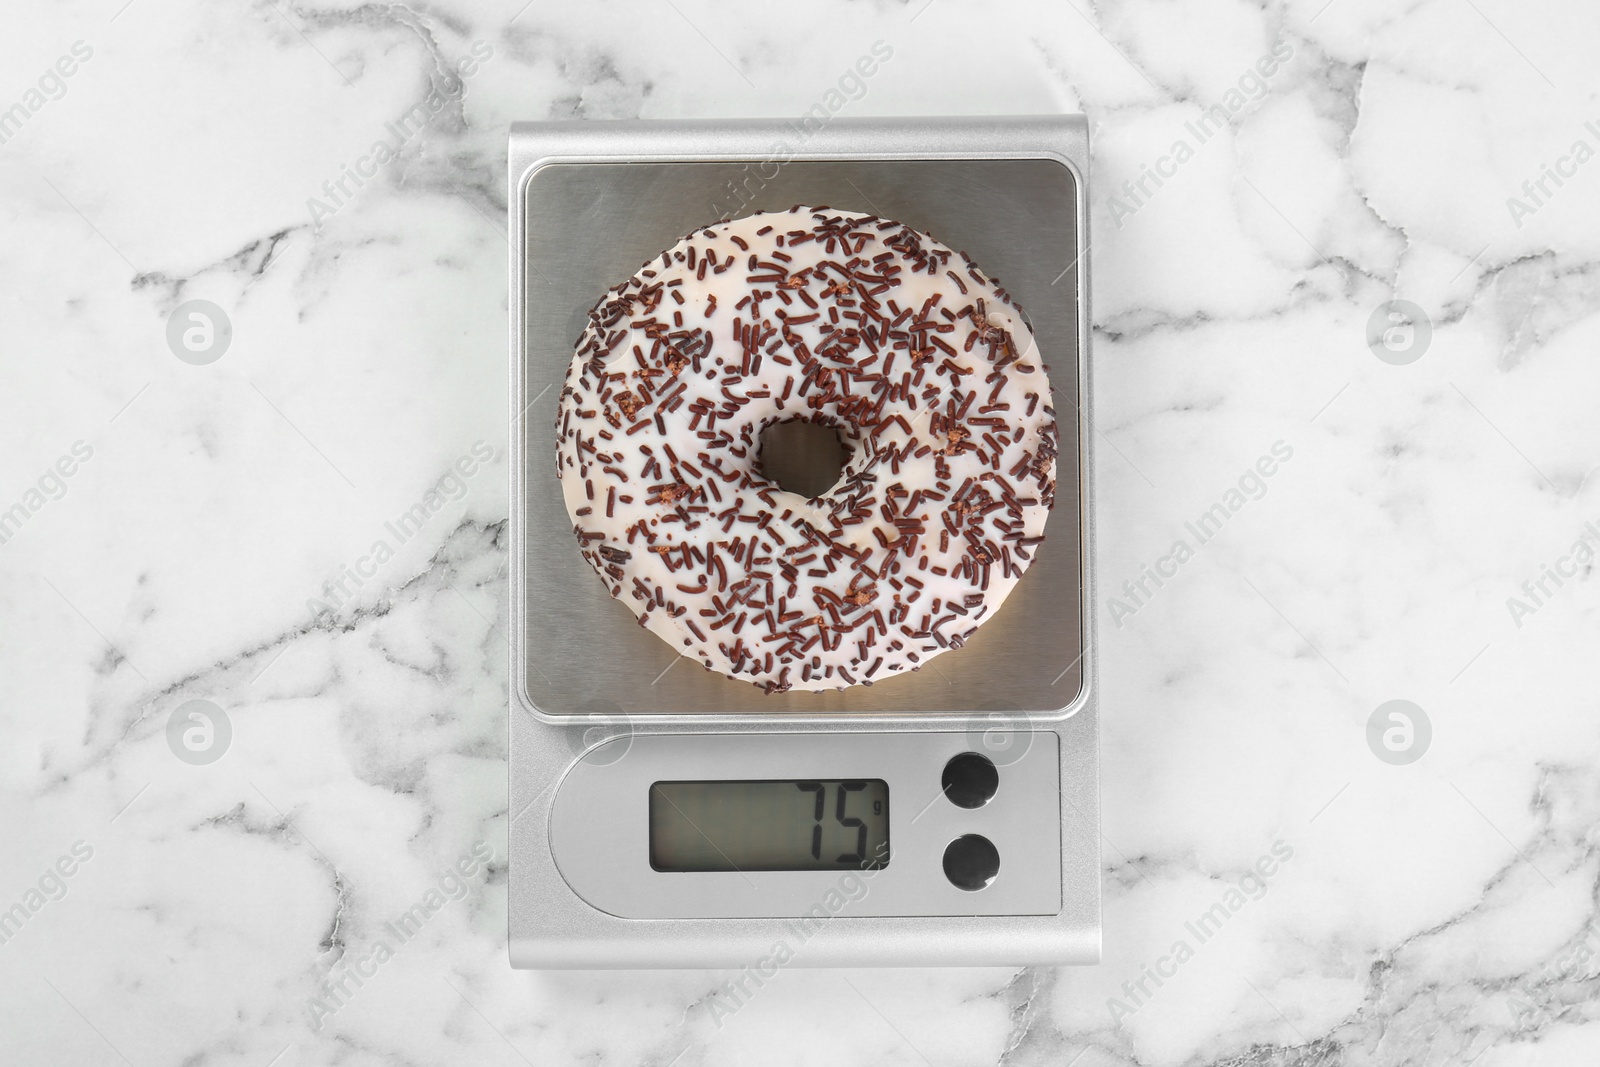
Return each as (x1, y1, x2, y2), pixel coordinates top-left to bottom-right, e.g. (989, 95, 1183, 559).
(942, 751, 999, 808)
(943, 834, 1000, 891)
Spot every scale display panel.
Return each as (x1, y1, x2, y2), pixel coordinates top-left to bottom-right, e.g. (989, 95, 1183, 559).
(649, 780, 891, 873)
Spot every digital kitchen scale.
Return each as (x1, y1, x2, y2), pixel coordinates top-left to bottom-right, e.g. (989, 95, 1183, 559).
(507, 116, 1098, 968)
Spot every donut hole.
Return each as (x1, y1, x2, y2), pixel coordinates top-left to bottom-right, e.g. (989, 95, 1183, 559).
(756, 418, 849, 499)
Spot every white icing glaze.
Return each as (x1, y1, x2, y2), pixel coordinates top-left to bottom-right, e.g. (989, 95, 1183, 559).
(555, 206, 1057, 692)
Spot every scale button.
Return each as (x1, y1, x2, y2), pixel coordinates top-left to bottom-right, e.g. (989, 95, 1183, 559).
(942, 834, 1000, 891)
(941, 752, 999, 808)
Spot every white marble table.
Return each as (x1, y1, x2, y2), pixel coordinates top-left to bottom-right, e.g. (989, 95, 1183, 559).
(3, 0, 1597, 1064)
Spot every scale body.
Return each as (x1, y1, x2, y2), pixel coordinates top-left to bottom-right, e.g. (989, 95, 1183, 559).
(508, 116, 1099, 968)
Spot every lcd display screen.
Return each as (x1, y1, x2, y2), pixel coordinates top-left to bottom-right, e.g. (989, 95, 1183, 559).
(649, 779, 890, 872)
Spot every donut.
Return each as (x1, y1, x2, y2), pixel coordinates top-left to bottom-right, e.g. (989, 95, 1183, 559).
(555, 206, 1057, 693)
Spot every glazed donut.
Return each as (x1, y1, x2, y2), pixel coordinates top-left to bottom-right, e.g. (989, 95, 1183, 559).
(555, 206, 1057, 693)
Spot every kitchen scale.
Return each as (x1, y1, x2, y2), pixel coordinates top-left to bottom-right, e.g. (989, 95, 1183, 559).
(507, 116, 1098, 967)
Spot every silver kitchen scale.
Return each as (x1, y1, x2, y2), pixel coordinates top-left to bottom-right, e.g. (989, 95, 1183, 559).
(507, 116, 1099, 967)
